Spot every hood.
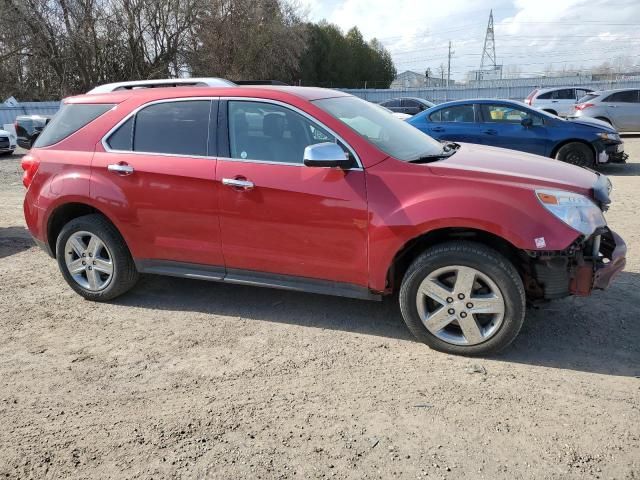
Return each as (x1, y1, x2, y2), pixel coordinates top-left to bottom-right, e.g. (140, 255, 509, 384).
(428, 143, 598, 194)
(565, 116, 617, 132)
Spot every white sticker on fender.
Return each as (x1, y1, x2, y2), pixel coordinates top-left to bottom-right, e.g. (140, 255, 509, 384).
(535, 237, 546, 249)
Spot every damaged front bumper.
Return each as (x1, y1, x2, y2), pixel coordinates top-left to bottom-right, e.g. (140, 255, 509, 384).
(524, 228, 626, 300)
(596, 139, 628, 164)
(570, 229, 627, 295)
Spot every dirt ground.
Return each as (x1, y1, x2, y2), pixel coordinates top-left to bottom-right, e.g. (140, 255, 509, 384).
(0, 141, 639, 480)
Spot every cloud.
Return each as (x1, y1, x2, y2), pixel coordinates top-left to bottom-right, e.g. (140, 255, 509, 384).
(302, 0, 640, 80)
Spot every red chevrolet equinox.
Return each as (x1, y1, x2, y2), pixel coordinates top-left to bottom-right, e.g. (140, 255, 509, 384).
(22, 85, 627, 355)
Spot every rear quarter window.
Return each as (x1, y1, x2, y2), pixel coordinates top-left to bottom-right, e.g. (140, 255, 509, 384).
(34, 104, 114, 147)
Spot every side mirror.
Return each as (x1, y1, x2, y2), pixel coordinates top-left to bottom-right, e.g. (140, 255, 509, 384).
(521, 117, 533, 128)
(303, 142, 352, 169)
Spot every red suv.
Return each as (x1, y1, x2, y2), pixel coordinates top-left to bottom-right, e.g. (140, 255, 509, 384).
(22, 85, 626, 355)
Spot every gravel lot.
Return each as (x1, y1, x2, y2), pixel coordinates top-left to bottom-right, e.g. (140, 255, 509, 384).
(1, 141, 639, 479)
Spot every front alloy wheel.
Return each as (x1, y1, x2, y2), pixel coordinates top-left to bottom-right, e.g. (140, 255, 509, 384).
(417, 265, 505, 346)
(399, 241, 525, 356)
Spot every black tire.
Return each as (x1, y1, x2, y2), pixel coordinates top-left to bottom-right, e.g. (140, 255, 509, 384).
(399, 241, 525, 356)
(56, 214, 138, 301)
(543, 109, 557, 116)
(555, 142, 595, 168)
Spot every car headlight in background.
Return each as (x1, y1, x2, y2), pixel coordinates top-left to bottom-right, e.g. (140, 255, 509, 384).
(536, 189, 606, 236)
(597, 132, 620, 142)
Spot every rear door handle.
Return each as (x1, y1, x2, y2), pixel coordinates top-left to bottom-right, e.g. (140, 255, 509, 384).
(483, 129, 498, 135)
(222, 178, 254, 190)
(108, 163, 134, 175)
(607, 105, 617, 108)
(430, 126, 445, 132)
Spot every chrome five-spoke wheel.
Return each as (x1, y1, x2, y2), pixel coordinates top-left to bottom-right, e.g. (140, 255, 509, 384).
(397, 242, 525, 355)
(64, 231, 114, 291)
(416, 265, 505, 346)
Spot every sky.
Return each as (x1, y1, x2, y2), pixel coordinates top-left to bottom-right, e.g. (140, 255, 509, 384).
(298, 0, 640, 81)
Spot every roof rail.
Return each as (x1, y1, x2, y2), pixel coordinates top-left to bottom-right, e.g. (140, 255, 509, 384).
(87, 78, 236, 94)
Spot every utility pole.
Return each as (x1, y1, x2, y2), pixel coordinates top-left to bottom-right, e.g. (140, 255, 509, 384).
(447, 41, 454, 87)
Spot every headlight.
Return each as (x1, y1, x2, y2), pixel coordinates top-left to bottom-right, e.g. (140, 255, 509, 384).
(597, 132, 620, 141)
(536, 189, 606, 236)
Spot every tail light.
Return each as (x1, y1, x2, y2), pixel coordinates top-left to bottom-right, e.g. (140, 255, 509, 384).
(524, 89, 538, 105)
(20, 153, 40, 188)
(575, 103, 594, 111)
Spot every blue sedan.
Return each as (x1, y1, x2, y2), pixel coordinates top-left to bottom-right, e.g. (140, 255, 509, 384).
(406, 99, 626, 167)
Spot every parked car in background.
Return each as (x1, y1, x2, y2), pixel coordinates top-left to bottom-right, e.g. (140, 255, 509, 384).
(0, 128, 17, 155)
(407, 99, 626, 168)
(571, 88, 640, 132)
(376, 104, 412, 120)
(21, 84, 626, 356)
(525, 87, 593, 117)
(379, 97, 435, 116)
(15, 115, 52, 149)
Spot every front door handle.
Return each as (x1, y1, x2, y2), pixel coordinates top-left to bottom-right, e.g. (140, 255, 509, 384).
(483, 129, 498, 135)
(108, 163, 134, 175)
(222, 177, 254, 190)
(430, 126, 445, 132)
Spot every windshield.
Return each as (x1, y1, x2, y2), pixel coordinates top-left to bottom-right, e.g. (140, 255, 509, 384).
(313, 96, 444, 161)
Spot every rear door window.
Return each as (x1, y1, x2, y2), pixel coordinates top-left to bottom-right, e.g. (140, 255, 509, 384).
(34, 104, 114, 147)
(603, 90, 639, 103)
(134, 101, 211, 156)
(555, 89, 576, 100)
(105, 100, 213, 156)
(438, 105, 475, 122)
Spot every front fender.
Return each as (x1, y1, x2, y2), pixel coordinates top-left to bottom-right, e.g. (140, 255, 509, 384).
(365, 161, 581, 292)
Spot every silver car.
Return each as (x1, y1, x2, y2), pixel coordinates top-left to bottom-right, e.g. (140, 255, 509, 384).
(572, 88, 640, 132)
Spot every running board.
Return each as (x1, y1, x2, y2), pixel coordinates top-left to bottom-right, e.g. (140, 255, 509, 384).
(136, 260, 381, 301)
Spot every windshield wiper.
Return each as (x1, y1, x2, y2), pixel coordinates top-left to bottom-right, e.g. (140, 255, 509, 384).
(409, 142, 460, 163)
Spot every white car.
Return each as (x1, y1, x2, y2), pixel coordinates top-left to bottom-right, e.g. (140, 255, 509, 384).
(524, 86, 594, 117)
(0, 129, 17, 155)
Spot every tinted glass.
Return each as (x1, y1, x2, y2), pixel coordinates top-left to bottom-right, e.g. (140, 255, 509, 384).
(440, 105, 475, 122)
(314, 96, 444, 161)
(34, 104, 114, 147)
(482, 104, 543, 126)
(402, 99, 419, 108)
(381, 99, 401, 108)
(228, 101, 336, 164)
(555, 89, 575, 100)
(107, 117, 134, 150)
(133, 100, 211, 156)
(604, 90, 638, 103)
(537, 91, 553, 100)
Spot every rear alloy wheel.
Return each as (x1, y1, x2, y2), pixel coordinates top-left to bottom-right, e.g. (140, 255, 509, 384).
(56, 214, 138, 301)
(555, 142, 594, 168)
(399, 241, 525, 356)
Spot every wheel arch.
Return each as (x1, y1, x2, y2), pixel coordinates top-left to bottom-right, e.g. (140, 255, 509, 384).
(46, 202, 123, 258)
(542, 109, 557, 116)
(385, 227, 524, 294)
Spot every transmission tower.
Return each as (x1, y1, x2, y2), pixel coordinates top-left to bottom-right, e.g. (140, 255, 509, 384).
(480, 9, 497, 71)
